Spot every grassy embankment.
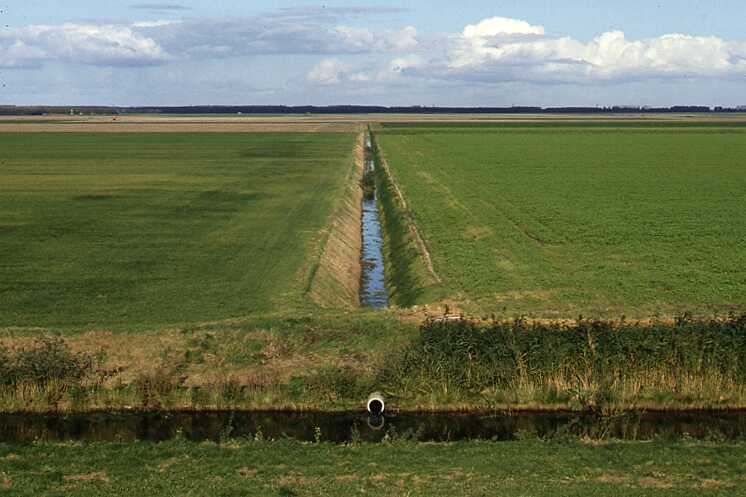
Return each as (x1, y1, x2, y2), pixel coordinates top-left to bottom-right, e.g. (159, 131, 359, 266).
(2, 438, 746, 496)
(374, 123, 746, 318)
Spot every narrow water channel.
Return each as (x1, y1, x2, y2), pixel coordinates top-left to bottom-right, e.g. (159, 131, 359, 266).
(360, 133, 389, 309)
(1, 410, 744, 444)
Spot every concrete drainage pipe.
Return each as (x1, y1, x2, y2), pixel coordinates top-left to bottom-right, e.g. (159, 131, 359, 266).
(366, 392, 385, 415)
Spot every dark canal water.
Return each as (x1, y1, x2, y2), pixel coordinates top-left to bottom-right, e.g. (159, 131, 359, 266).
(1, 410, 744, 444)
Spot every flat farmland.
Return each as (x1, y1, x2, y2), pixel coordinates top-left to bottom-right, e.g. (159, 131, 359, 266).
(376, 124, 746, 317)
(0, 132, 356, 329)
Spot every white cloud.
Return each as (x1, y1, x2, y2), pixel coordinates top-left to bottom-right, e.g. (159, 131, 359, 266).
(387, 26, 419, 51)
(410, 17, 746, 84)
(0, 23, 169, 68)
(463, 17, 545, 38)
(0, 8, 415, 69)
(3, 10, 746, 106)
(332, 25, 418, 52)
(306, 58, 349, 85)
(131, 20, 182, 28)
(132, 18, 418, 59)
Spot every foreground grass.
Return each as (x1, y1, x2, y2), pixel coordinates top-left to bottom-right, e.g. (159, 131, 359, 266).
(1, 439, 745, 496)
(0, 132, 356, 329)
(375, 125, 746, 317)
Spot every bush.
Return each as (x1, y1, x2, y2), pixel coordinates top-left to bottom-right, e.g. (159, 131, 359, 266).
(0, 337, 97, 387)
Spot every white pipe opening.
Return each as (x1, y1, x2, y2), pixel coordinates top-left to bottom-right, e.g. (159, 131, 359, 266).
(366, 391, 385, 414)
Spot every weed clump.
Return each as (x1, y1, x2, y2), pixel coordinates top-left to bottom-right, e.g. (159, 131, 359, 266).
(134, 367, 183, 408)
(0, 337, 99, 387)
(306, 366, 371, 402)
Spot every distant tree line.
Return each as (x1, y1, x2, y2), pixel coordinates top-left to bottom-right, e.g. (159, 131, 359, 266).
(2, 104, 745, 116)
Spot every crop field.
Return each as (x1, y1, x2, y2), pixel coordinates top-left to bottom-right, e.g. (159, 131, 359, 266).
(0, 132, 357, 329)
(375, 124, 746, 317)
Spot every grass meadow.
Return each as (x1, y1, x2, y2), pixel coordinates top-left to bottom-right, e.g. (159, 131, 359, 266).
(0, 132, 356, 329)
(375, 124, 746, 317)
(2, 438, 745, 496)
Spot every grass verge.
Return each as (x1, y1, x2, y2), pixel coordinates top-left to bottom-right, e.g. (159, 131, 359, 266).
(1, 438, 745, 496)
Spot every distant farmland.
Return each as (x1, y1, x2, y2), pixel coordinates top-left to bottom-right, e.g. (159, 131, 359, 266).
(0, 132, 357, 329)
(375, 124, 746, 317)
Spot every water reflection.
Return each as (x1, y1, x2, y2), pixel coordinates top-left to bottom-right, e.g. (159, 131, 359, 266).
(360, 137, 389, 309)
(1, 410, 744, 444)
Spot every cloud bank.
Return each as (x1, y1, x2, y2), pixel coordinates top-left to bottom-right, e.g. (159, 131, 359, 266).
(1, 11, 745, 102)
(0, 24, 169, 68)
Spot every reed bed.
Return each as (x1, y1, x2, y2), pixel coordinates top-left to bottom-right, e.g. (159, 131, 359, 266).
(379, 314, 746, 410)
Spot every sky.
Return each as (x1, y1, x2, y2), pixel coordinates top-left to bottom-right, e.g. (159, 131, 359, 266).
(1, 0, 745, 106)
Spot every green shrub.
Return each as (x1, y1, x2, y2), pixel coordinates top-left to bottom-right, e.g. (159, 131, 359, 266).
(0, 337, 97, 387)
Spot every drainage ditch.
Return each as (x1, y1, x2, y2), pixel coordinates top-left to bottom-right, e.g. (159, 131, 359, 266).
(359, 132, 389, 309)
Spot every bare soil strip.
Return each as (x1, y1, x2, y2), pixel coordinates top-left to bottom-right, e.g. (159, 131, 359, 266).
(3, 112, 746, 129)
(0, 122, 358, 133)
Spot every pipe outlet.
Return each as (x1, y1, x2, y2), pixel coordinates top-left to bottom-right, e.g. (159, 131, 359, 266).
(367, 392, 385, 415)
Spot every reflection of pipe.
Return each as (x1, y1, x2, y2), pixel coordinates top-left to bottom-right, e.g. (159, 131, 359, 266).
(367, 392, 385, 415)
(367, 415, 385, 431)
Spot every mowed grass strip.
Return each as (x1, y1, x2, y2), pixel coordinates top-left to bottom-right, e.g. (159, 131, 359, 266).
(376, 126, 746, 317)
(1, 439, 745, 496)
(0, 132, 356, 329)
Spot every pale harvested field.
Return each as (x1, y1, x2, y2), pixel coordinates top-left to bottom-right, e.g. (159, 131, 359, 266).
(2, 113, 746, 132)
(0, 121, 360, 133)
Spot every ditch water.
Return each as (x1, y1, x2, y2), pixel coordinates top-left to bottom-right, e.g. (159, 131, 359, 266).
(359, 133, 389, 309)
(1, 410, 745, 444)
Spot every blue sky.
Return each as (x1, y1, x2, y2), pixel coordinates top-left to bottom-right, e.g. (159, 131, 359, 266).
(1, 1, 745, 106)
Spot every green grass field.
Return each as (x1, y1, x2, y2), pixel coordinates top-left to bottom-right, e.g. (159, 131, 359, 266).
(0, 132, 356, 329)
(375, 125, 746, 317)
(2, 439, 745, 496)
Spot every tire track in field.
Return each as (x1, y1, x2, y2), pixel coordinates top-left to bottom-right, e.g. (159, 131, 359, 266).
(402, 133, 561, 307)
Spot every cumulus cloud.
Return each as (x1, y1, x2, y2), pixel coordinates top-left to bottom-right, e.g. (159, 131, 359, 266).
(351, 16, 746, 86)
(463, 17, 545, 38)
(2, 11, 746, 92)
(0, 24, 169, 68)
(306, 58, 350, 85)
